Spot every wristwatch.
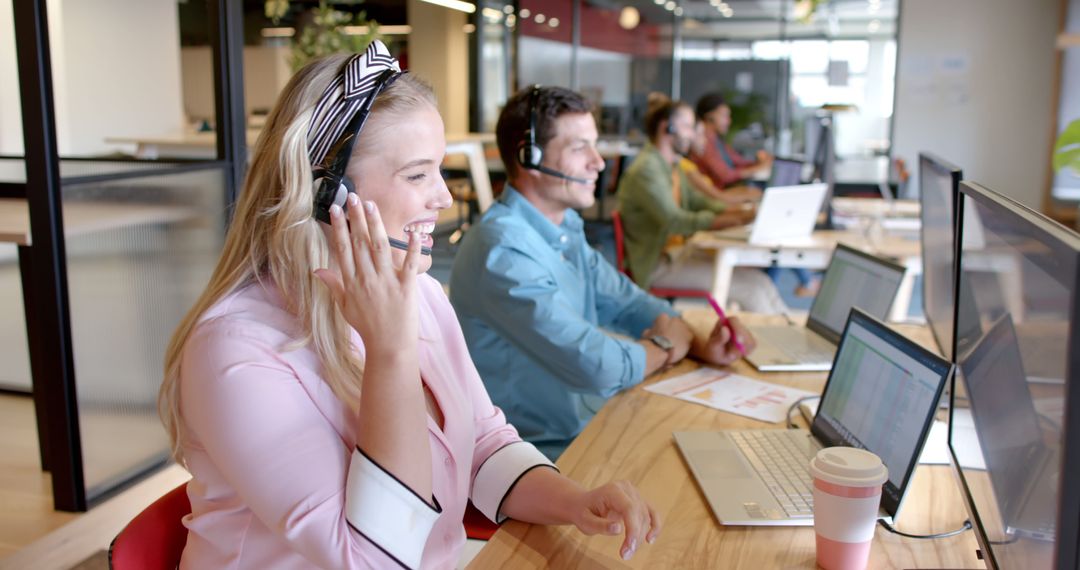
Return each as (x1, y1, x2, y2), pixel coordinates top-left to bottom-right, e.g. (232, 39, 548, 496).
(648, 334, 676, 366)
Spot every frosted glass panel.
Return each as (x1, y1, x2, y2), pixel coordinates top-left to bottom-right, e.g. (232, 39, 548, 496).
(61, 167, 226, 496)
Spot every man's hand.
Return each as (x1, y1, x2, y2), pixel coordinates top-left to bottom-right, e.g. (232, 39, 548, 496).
(691, 315, 756, 366)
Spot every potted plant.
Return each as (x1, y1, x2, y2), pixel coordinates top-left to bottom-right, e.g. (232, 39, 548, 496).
(1052, 118, 1080, 229)
(265, 0, 382, 71)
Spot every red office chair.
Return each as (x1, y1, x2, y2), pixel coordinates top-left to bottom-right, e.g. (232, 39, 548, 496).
(611, 210, 721, 307)
(463, 501, 500, 540)
(108, 483, 500, 569)
(109, 482, 191, 569)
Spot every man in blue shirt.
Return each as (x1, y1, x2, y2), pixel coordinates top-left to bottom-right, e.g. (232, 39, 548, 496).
(450, 86, 756, 460)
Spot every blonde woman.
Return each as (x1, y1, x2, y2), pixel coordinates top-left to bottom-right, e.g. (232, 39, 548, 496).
(159, 42, 660, 569)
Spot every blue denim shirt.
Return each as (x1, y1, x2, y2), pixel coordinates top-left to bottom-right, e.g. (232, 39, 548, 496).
(449, 187, 677, 460)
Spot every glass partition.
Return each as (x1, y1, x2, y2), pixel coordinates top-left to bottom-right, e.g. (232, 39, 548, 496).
(61, 165, 227, 496)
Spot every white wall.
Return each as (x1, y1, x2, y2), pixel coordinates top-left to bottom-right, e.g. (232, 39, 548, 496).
(0, 0, 22, 155)
(407, 0, 470, 135)
(181, 45, 293, 123)
(892, 0, 1060, 208)
(0, 0, 186, 157)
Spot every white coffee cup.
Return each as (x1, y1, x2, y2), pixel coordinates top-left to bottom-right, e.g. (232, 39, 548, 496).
(809, 447, 888, 570)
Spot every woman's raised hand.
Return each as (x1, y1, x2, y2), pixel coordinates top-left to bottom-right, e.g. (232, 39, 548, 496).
(314, 194, 423, 356)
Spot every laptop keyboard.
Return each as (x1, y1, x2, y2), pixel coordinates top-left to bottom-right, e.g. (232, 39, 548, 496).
(761, 328, 833, 363)
(730, 431, 818, 519)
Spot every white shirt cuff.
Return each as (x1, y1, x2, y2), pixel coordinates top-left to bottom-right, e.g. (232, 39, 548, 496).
(470, 441, 557, 524)
(346, 447, 441, 569)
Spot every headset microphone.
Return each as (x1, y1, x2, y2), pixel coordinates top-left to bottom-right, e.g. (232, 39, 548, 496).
(534, 164, 593, 185)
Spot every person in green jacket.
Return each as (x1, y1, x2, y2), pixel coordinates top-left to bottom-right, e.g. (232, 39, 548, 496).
(617, 95, 787, 314)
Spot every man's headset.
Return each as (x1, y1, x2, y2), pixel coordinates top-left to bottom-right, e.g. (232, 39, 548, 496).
(311, 68, 431, 255)
(516, 85, 592, 185)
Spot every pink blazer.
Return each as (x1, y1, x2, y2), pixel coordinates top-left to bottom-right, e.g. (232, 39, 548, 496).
(177, 274, 552, 569)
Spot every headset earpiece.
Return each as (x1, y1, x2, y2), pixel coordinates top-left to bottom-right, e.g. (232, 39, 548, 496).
(665, 102, 678, 136)
(518, 85, 543, 170)
(312, 173, 355, 224)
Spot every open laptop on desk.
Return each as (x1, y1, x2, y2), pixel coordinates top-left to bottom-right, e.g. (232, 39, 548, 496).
(769, 157, 804, 187)
(714, 183, 828, 245)
(746, 243, 906, 372)
(675, 308, 951, 526)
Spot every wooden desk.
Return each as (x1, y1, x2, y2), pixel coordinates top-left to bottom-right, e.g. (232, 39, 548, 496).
(470, 313, 981, 569)
(690, 229, 922, 321)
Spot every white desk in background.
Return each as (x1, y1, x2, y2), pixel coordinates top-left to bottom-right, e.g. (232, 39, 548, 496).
(690, 228, 922, 322)
(107, 132, 499, 215)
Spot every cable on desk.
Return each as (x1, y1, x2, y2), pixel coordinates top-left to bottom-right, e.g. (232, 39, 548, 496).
(878, 519, 972, 540)
(787, 395, 821, 429)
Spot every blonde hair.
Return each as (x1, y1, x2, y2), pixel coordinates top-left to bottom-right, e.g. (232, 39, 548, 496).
(159, 54, 436, 464)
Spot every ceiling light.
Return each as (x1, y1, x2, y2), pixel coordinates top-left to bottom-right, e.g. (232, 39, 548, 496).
(665, 1, 676, 10)
(674, 6, 683, 16)
(506, 14, 516, 26)
(535, 13, 546, 23)
(654, 0, 665, 4)
(417, 0, 476, 14)
(481, 7, 503, 20)
(721, 6, 733, 17)
(502, 5, 513, 14)
(519, 8, 530, 18)
(868, 19, 881, 32)
(619, 6, 641, 30)
(463, 23, 476, 33)
(549, 17, 560, 27)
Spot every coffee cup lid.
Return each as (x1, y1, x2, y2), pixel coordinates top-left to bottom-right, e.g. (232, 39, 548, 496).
(810, 447, 888, 488)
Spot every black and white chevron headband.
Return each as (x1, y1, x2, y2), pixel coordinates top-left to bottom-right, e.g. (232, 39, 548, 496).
(306, 40, 402, 168)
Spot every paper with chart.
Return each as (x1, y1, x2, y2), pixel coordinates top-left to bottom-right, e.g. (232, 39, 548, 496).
(645, 368, 816, 423)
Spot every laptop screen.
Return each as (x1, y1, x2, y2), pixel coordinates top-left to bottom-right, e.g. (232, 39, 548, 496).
(806, 244, 907, 343)
(811, 308, 951, 516)
(770, 158, 804, 187)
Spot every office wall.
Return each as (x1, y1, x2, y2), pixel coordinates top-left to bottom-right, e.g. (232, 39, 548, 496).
(407, 0, 469, 135)
(54, 0, 186, 156)
(519, 37, 633, 106)
(0, 0, 186, 157)
(0, 0, 21, 155)
(892, 0, 1059, 208)
(181, 45, 293, 124)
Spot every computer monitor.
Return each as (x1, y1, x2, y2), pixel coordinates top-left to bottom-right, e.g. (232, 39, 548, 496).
(949, 181, 1080, 569)
(917, 152, 963, 360)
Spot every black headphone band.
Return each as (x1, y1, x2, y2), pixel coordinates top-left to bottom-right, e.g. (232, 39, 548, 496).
(528, 85, 540, 154)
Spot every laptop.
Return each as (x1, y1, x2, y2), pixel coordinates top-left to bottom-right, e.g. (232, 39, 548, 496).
(715, 183, 828, 245)
(769, 157, 804, 187)
(674, 308, 951, 526)
(746, 244, 906, 372)
(960, 314, 1058, 541)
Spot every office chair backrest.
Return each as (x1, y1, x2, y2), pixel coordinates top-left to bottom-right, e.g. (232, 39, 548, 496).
(109, 482, 191, 569)
(611, 209, 630, 277)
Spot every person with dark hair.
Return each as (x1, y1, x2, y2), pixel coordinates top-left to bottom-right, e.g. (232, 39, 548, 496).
(691, 92, 772, 189)
(450, 86, 755, 461)
(616, 94, 787, 314)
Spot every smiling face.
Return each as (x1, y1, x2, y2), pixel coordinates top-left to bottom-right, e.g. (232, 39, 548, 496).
(526, 111, 605, 219)
(345, 103, 453, 273)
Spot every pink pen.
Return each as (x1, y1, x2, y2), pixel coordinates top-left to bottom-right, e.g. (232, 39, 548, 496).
(706, 296, 746, 356)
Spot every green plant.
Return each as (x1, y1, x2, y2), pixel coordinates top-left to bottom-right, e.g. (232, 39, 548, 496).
(721, 89, 770, 141)
(264, 0, 382, 72)
(1052, 118, 1080, 176)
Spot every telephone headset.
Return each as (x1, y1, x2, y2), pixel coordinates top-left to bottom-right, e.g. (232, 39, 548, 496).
(516, 85, 592, 185)
(311, 68, 432, 255)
